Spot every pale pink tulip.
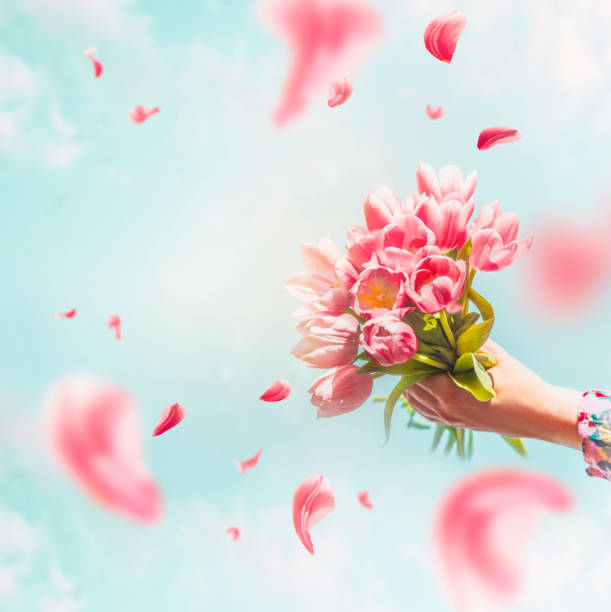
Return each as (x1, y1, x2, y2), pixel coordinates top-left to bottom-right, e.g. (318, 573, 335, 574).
(426, 105, 443, 120)
(363, 185, 405, 231)
(424, 10, 467, 63)
(477, 127, 521, 150)
(56, 309, 76, 319)
(292, 287, 353, 319)
(435, 470, 573, 611)
(260, 0, 382, 127)
(108, 314, 121, 340)
(469, 201, 533, 272)
(83, 47, 103, 78)
(45, 377, 162, 522)
(415, 163, 477, 205)
(346, 229, 380, 270)
(351, 259, 408, 317)
(129, 105, 160, 124)
(292, 474, 335, 554)
(308, 364, 373, 417)
(260, 379, 291, 401)
(235, 448, 263, 474)
(226, 527, 241, 541)
(292, 314, 359, 368)
(413, 195, 474, 251)
(357, 490, 373, 509)
(360, 311, 418, 366)
(152, 403, 185, 437)
(328, 78, 353, 107)
(406, 255, 466, 313)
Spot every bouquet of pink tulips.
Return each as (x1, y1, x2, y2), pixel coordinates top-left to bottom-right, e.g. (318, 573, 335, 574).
(287, 163, 533, 458)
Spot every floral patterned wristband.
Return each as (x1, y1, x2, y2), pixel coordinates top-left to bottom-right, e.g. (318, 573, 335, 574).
(577, 389, 611, 481)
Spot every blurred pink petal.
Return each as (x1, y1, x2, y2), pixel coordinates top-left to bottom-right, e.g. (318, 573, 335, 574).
(424, 10, 467, 63)
(328, 78, 353, 107)
(56, 309, 76, 319)
(128, 105, 161, 124)
(45, 377, 162, 522)
(235, 448, 263, 474)
(477, 127, 521, 150)
(152, 403, 185, 437)
(426, 105, 443, 120)
(357, 490, 373, 509)
(226, 527, 241, 541)
(108, 314, 121, 340)
(260, 379, 291, 402)
(435, 470, 573, 611)
(293, 474, 335, 554)
(260, 0, 382, 127)
(83, 47, 103, 78)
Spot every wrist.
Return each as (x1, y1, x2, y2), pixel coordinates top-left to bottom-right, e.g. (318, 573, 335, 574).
(536, 384, 582, 449)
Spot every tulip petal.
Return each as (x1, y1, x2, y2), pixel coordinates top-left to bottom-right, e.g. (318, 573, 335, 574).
(235, 448, 263, 474)
(83, 47, 103, 78)
(424, 10, 467, 63)
(107, 314, 121, 340)
(152, 403, 185, 437)
(435, 469, 573, 610)
(45, 377, 162, 522)
(226, 527, 240, 541)
(477, 127, 521, 151)
(128, 105, 161, 124)
(292, 474, 335, 554)
(56, 309, 76, 319)
(260, 379, 291, 402)
(357, 490, 373, 509)
(328, 78, 353, 107)
(415, 162, 442, 202)
(425, 105, 443, 120)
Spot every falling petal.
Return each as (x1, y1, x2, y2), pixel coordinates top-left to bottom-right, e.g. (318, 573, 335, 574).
(260, 0, 382, 127)
(108, 314, 121, 340)
(226, 527, 241, 541)
(83, 47, 103, 78)
(357, 490, 373, 509)
(477, 127, 521, 150)
(435, 469, 573, 611)
(152, 403, 185, 437)
(128, 105, 161, 124)
(44, 377, 162, 522)
(292, 474, 335, 554)
(328, 78, 353, 107)
(424, 10, 467, 63)
(56, 309, 76, 319)
(426, 105, 443, 120)
(235, 448, 262, 474)
(260, 379, 291, 402)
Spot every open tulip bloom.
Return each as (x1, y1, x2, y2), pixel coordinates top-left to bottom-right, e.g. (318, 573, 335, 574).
(287, 163, 533, 458)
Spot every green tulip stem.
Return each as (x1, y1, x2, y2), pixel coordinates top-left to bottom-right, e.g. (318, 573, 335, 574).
(439, 310, 456, 349)
(411, 352, 449, 371)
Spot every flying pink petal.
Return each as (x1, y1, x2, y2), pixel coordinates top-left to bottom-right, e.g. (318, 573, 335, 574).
(292, 474, 335, 554)
(56, 309, 76, 319)
(328, 78, 353, 107)
(260, 379, 291, 402)
(226, 527, 241, 541)
(357, 490, 373, 509)
(128, 105, 161, 124)
(260, 0, 382, 127)
(44, 377, 162, 522)
(424, 10, 467, 63)
(435, 469, 573, 611)
(426, 105, 443, 120)
(152, 403, 185, 437)
(108, 314, 121, 340)
(235, 448, 263, 474)
(477, 127, 521, 151)
(83, 47, 103, 78)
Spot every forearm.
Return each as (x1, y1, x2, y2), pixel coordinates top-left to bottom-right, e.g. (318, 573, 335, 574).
(533, 385, 582, 450)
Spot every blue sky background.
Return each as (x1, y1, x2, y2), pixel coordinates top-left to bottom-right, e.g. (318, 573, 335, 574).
(1, 0, 611, 610)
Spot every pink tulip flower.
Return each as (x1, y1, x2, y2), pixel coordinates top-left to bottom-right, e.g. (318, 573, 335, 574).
(363, 185, 405, 231)
(415, 163, 476, 205)
(309, 364, 373, 417)
(292, 314, 360, 368)
(469, 201, 533, 272)
(406, 255, 466, 313)
(292, 287, 353, 319)
(413, 195, 474, 251)
(360, 311, 418, 366)
(351, 259, 408, 317)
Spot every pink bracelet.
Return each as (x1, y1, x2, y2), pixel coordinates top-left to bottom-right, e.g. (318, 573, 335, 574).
(577, 389, 611, 480)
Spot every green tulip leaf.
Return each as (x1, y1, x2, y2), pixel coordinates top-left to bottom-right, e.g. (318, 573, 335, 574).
(449, 353, 496, 401)
(431, 423, 445, 451)
(384, 374, 429, 444)
(403, 311, 448, 346)
(455, 288, 495, 355)
(475, 351, 497, 369)
(453, 312, 480, 338)
(501, 436, 527, 457)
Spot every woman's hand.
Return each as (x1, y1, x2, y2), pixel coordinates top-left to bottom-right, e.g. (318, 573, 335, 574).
(405, 340, 582, 449)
